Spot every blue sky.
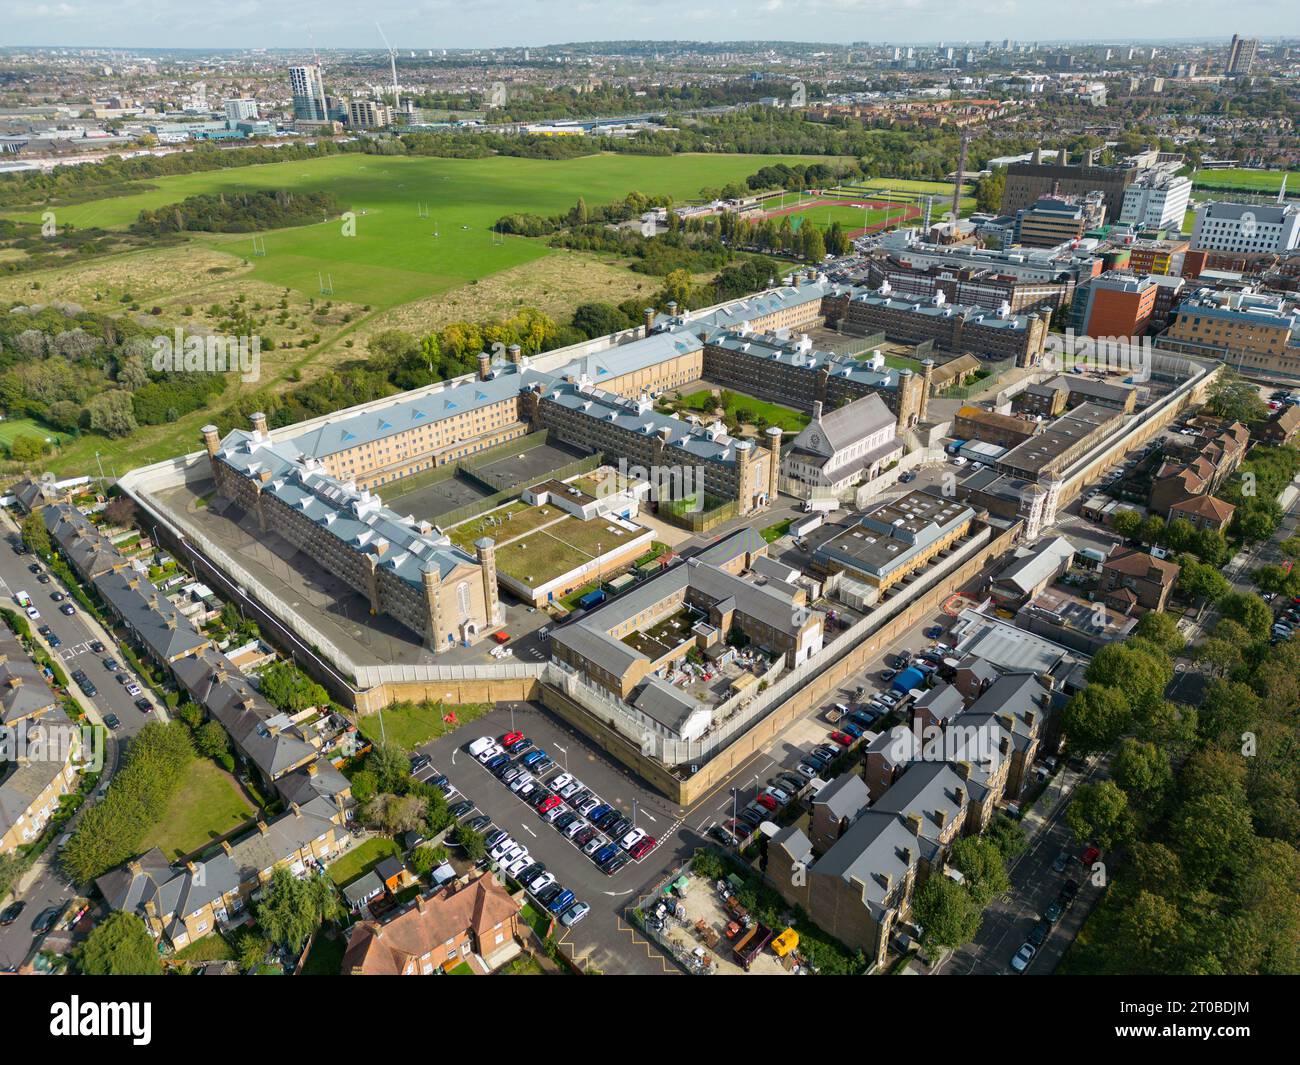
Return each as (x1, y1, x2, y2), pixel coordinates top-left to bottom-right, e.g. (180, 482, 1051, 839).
(0, 0, 1292, 50)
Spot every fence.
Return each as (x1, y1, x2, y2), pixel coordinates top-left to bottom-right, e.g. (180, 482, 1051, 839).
(434, 452, 603, 529)
(942, 354, 1017, 401)
(657, 495, 739, 533)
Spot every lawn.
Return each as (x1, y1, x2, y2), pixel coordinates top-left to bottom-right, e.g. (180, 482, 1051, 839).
(8, 152, 828, 313)
(496, 529, 589, 586)
(446, 500, 562, 549)
(677, 388, 810, 433)
(0, 416, 63, 449)
(301, 930, 347, 975)
(757, 197, 918, 237)
(327, 837, 401, 886)
(356, 699, 491, 750)
(761, 518, 792, 543)
(1188, 167, 1300, 194)
(136, 758, 258, 861)
(521, 901, 553, 939)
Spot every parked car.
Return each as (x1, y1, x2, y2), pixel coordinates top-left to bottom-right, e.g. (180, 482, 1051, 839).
(449, 800, 474, 819)
(829, 730, 853, 747)
(546, 889, 576, 914)
(573, 826, 597, 847)
(1010, 942, 1036, 973)
(0, 902, 25, 926)
(1043, 898, 1064, 924)
(410, 754, 432, 774)
(620, 828, 647, 851)
(537, 795, 563, 815)
(1052, 849, 1071, 873)
(923, 625, 944, 639)
(134, 698, 154, 714)
(60, 604, 75, 616)
(560, 901, 590, 927)
(463, 814, 492, 832)
(103, 714, 121, 730)
(754, 793, 778, 812)
(601, 853, 629, 876)
(711, 825, 738, 848)
(549, 772, 574, 793)
(606, 816, 632, 839)
(529, 873, 556, 896)
(628, 837, 656, 861)
(30, 906, 63, 935)
(581, 835, 605, 856)
(1027, 919, 1051, 947)
(592, 843, 618, 865)
(1062, 878, 1080, 901)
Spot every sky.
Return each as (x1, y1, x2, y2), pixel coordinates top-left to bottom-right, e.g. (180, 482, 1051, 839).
(0, 0, 1293, 51)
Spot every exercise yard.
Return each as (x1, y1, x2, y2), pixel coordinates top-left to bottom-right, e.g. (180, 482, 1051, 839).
(494, 513, 645, 587)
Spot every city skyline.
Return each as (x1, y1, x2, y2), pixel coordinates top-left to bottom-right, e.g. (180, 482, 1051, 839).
(1, 0, 1295, 51)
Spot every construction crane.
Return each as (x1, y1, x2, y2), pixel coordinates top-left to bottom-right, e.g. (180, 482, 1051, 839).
(376, 22, 399, 104)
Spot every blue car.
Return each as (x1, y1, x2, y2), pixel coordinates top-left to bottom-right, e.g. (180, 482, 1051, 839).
(592, 843, 618, 866)
(842, 723, 863, 738)
(587, 803, 612, 823)
(849, 710, 877, 728)
(522, 749, 548, 768)
(547, 889, 576, 914)
(485, 753, 510, 771)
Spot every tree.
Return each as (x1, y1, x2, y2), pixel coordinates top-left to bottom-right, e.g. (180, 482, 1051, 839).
(984, 814, 1027, 860)
(255, 867, 342, 950)
(76, 913, 162, 975)
(1178, 560, 1230, 605)
(257, 660, 328, 713)
(349, 768, 378, 805)
(86, 389, 138, 438)
(1205, 366, 1267, 425)
(1193, 637, 1243, 679)
(104, 494, 138, 527)
(950, 836, 1010, 907)
(1085, 643, 1172, 718)
(366, 741, 413, 793)
(571, 302, 631, 339)
(20, 510, 50, 556)
(1217, 590, 1273, 640)
(195, 720, 230, 759)
(1112, 738, 1173, 807)
(912, 876, 982, 949)
(974, 169, 1005, 213)
(0, 852, 25, 899)
(1133, 611, 1185, 656)
(364, 792, 425, 835)
(1111, 509, 1142, 540)
(8, 435, 44, 463)
(235, 929, 271, 973)
(454, 823, 487, 861)
(1066, 780, 1132, 851)
(1172, 792, 1255, 882)
(1060, 684, 1133, 755)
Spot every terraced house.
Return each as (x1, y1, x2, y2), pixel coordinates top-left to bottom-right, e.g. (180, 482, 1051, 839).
(96, 795, 346, 950)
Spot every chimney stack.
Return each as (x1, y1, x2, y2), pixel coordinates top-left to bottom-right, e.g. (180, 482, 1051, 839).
(477, 351, 492, 381)
(643, 307, 656, 338)
(249, 411, 268, 437)
(812, 399, 824, 420)
(507, 343, 522, 366)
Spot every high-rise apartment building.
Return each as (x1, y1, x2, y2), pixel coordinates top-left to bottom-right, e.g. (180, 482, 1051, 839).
(224, 98, 260, 122)
(1226, 34, 1258, 75)
(289, 64, 329, 122)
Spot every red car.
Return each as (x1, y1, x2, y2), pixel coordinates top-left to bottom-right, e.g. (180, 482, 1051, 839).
(537, 794, 563, 815)
(491, 631, 510, 644)
(829, 730, 853, 746)
(628, 836, 656, 860)
(1081, 845, 1101, 867)
(500, 730, 523, 747)
(725, 818, 753, 840)
(755, 793, 778, 812)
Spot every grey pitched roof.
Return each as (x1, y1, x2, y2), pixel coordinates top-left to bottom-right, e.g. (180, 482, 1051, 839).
(632, 677, 709, 734)
(92, 569, 209, 663)
(171, 648, 315, 781)
(993, 536, 1075, 596)
(0, 631, 60, 726)
(0, 707, 74, 837)
(44, 504, 123, 579)
(913, 681, 965, 723)
(812, 772, 871, 821)
(813, 810, 919, 921)
(872, 761, 969, 861)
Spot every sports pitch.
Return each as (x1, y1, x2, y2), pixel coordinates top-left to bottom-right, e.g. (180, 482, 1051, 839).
(10, 151, 827, 311)
(757, 196, 921, 238)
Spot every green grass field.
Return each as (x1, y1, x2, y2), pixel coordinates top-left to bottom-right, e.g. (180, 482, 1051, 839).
(9, 152, 826, 312)
(1189, 168, 1300, 193)
(0, 416, 61, 448)
(760, 198, 908, 235)
(137, 759, 257, 861)
(327, 837, 401, 886)
(355, 699, 490, 751)
(677, 388, 810, 432)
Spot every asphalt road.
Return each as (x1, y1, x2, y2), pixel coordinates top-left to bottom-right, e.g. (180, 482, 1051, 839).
(0, 519, 163, 970)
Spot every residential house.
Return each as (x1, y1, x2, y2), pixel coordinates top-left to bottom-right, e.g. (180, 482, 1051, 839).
(1099, 546, 1181, 613)
(341, 874, 521, 975)
(809, 772, 871, 852)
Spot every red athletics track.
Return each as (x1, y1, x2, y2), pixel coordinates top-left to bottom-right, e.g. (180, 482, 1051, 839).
(755, 197, 923, 238)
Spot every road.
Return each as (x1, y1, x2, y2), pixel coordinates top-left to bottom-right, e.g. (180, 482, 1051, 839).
(0, 509, 163, 969)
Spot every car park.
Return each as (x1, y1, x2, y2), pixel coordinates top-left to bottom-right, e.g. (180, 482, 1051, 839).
(1010, 943, 1036, 973)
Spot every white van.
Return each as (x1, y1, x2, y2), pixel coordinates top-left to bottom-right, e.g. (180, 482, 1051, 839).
(467, 736, 495, 757)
